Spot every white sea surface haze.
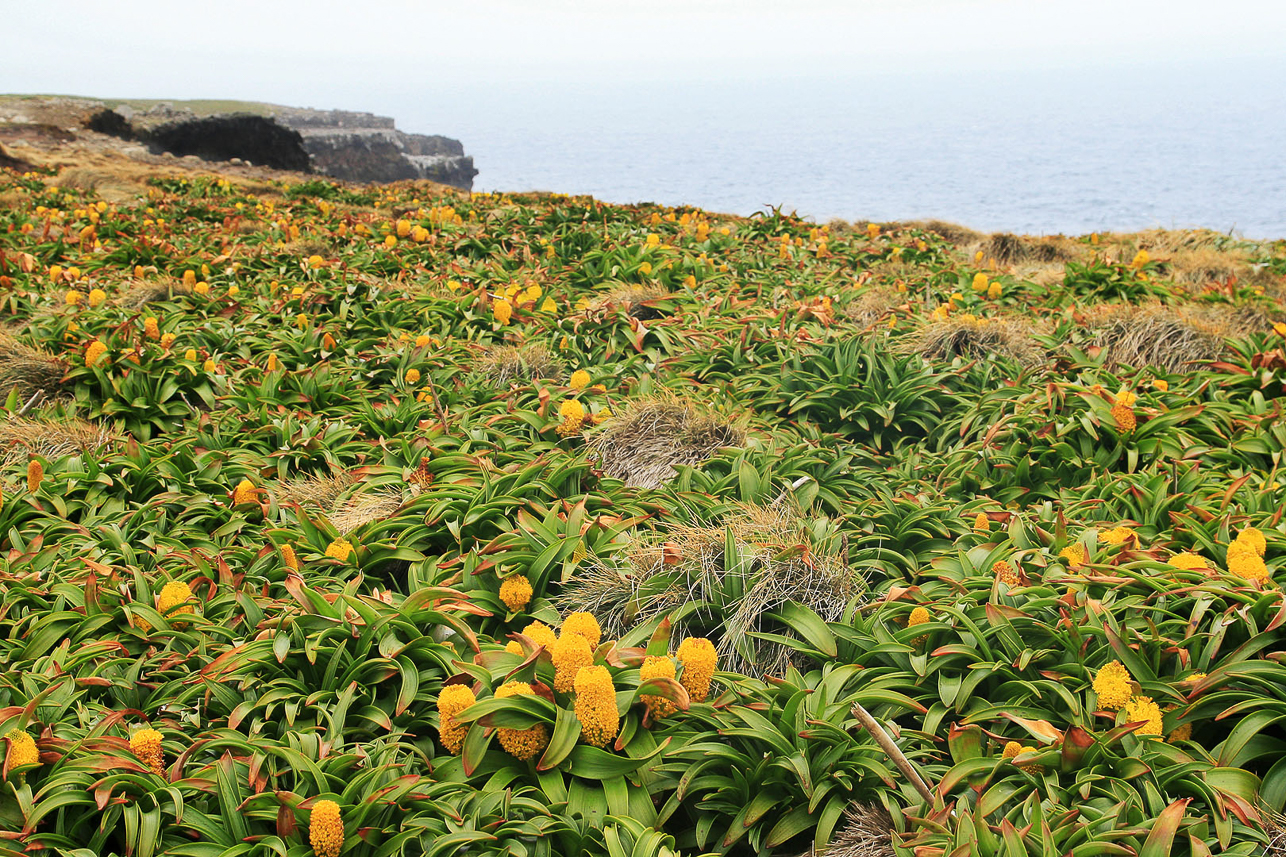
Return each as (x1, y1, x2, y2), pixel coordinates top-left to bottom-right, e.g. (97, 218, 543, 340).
(407, 59, 1286, 239)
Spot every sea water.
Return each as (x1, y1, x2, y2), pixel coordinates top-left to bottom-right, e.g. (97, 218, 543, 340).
(405, 59, 1286, 239)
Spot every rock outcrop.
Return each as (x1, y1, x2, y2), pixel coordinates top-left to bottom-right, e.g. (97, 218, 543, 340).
(269, 108, 477, 189)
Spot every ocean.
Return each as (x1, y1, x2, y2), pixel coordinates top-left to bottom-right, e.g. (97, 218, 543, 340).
(404, 59, 1286, 239)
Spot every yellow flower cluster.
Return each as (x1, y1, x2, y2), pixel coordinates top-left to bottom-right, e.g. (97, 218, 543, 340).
(1002, 740, 1040, 774)
(281, 543, 300, 571)
(5, 729, 38, 774)
(494, 682, 549, 759)
(499, 575, 533, 612)
(1168, 552, 1207, 570)
(640, 655, 678, 719)
(574, 665, 619, 747)
(1093, 660, 1133, 710)
(973, 512, 990, 533)
(1227, 527, 1269, 582)
(1100, 527, 1135, 546)
(144, 316, 160, 340)
(562, 612, 601, 648)
(309, 800, 344, 857)
(1124, 695, 1163, 737)
(556, 399, 587, 437)
(130, 728, 164, 775)
(552, 632, 593, 693)
(405, 368, 421, 384)
(157, 581, 195, 628)
(232, 479, 256, 505)
(676, 636, 716, 702)
(993, 560, 1018, 587)
(85, 339, 108, 367)
(1060, 543, 1086, 566)
(493, 299, 512, 325)
(325, 538, 353, 562)
(569, 369, 591, 390)
(436, 684, 476, 754)
(26, 460, 43, 493)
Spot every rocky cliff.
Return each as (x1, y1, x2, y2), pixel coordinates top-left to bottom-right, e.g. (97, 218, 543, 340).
(270, 108, 477, 188)
(0, 96, 476, 190)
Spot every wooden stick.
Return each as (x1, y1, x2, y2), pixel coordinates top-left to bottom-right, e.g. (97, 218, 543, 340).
(851, 702, 935, 803)
(16, 390, 43, 416)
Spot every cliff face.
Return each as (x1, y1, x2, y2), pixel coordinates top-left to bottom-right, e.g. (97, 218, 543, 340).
(270, 108, 477, 189)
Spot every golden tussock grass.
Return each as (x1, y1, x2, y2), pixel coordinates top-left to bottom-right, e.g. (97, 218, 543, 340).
(592, 283, 671, 321)
(329, 487, 405, 534)
(116, 278, 193, 308)
(0, 331, 68, 400)
(275, 471, 403, 533)
(842, 287, 905, 328)
(802, 803, 896, 857)
(974, 233, 1082, 266)
(0, 414, 115, 465)
(904, 315, 1045, 366)
(584, 394, 744, 490)
(276, 471, 356, 510)
(557, 502, 860, 677)
(474, 342, 564, 385)
(895, 219, 985, 245)
(1086, 302, 1240, 373)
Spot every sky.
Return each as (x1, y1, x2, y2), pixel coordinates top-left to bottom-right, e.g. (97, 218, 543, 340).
(5, 0, 1286, 109)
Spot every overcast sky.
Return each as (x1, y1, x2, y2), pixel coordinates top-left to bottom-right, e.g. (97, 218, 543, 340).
(6, 0, 1285, 109)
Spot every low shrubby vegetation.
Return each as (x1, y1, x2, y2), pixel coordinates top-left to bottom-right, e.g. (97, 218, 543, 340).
(0, 159, 1284, 856)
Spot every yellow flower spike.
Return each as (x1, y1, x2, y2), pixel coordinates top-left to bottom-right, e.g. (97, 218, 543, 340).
(49, 265, 63, 282)
(1130, 249, 1150, 269)
(973, 512, 990, 533)
(1228, 546, 1269, 582)
(130, 728, 164, 775)
(1275, 322, 1286, 337)
(640, 655, 678, 720)
(384, 234, 398, 248)
(325, 538, 354, 562)
(908, 606, 931, 627)
(64, 289, 84, 306)
(1100, 527, 1135, 546)
(160, 332, 176, 349)
(556, 399, 587, 437)
(281, 543, 300, 571)
(683, 274, 697, 289)
(184, 349, 197, 362)
(203, 359, 217, 373)
(540, 297, 556, 313)
(499, 575, 533, 612)
(1110, 401, 1136, 432)
(505, 641, 523, 655)
(1235, 527, 1266, 557)
(88, 288, 107, 307)
(309, 800, 344, 857)
(1093, 660, 1133, 710)
(867, 223, 880, 239)
(1123, 695, 1163, 737)
(396, 219, 411, 238)
(676, 637, 717, 702)
(561, 612, 601, 649)
(971, 272, 988, 293)
(569, 370, 591, 391)
(4, 729, 38, 777)
(182, 270, 196, 286)
(494, 682, 549, 759)
(987, 281, 1003, 299)
(405, 368, 422, 384)
(194, 281, 210, 296)
(993, 560, 1018, 586)
(143, 317, 160, 340)
(639, 262, 653, 275)
(552, 632, 594, 693)
(574, 665, 620, 747)
(415, 334, 432, 347)
(266, 354, 280, 371)
(493, 299, 513, 325)
(436, 684, 476, 754)
(26, 459, 43, 493)
(232, 479, 255, 505)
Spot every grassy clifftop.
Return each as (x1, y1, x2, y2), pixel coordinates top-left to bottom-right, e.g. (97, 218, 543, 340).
(0, 152, 1284, 855)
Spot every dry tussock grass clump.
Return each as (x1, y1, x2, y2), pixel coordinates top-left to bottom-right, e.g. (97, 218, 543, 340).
(905, 315, 1045, 366)
(1086, 303, 1238, 373)
(0, 331, 68, 400)
(0, 414, 115, 464)
(281, 238, 331, 259)
(116, 278, 193, 308)
(591, 283, 671, 321)
(276, 471, 356, 510)
(797, 803, 895, 857)
(842, 287, 904, 328)
(474, 342, 563, 385)
(977, 233, 1082, 265)
(1263, 806, 1286, 857)
(585, 395, 744, 490)
(557, 503, 862, 677)
(329, 487, 405, 534)
(1163, 246, 1252, 288)
(895, 219, 984, 245)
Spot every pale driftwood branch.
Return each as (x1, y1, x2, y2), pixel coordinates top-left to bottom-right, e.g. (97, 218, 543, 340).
(851, 702, 935, 803)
